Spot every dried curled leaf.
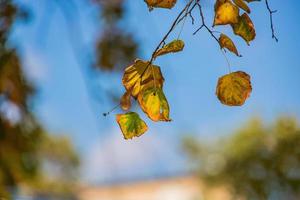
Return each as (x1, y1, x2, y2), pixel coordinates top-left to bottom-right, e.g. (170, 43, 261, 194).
(154, 40, 185, 58)
(214, 0, 239, 26)
(116, 112, 148, 140)
(120, 91, 131, 111)
(216, 71, 252, 106)
(233, 0, 251, 13)
(232, 13, 256, 45)
(145, 0, 177, 10)
(219, 34, 240, 56)
(138, 87, 171, 122)
(122, 59, 164, 98)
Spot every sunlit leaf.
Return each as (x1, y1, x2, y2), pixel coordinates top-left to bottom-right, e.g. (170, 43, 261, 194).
(116, 112, 148, 140)
(122, 59, 164, 98)
(232, 13, 256, 45)
(145, 0, 177, 10)
(219, 34, 240, 56)
(214, 0, 239, 26)
(138, 87, 171, 122)
(233, 0, 251, 13)
(120, 91, 131, 111)
(154, 40, 185, 58)
(216, 71, 252, 106)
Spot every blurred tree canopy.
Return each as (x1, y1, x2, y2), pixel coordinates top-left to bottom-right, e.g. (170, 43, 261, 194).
(183, 117, 300, 200)
(0, 0, 137, 197)
(95, 0, 138, 71)
(1, 1, 79, 198)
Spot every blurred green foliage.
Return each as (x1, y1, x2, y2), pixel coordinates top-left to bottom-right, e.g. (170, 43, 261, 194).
(183, 117, 300, 200)
(0, 1, 79, 199)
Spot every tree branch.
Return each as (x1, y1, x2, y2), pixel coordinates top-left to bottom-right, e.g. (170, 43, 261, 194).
(149, 0, 197, 64)
(193, 2, 219, 44)
(140, 0, 199, 77)
(265, 0, 278, 42)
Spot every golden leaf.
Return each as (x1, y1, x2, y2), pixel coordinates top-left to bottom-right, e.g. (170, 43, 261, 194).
(214, 0, 239, 26)
(154, 40, 185, 58)
(145, 0, 177, 10)
(233, 0, 251, 13)
(120, 91, 131, 111)
(219, 34, 240, 56)
(232, 13, 256, 45)
(214, 0, 228, 11)
(216, 71, 252, 106)
(138, 87, 171, 122)
(116, 112, 148, 140)
(122, 59, 164, 98)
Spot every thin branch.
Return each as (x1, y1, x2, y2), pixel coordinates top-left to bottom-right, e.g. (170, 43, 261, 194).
(176, 1, 199, 25)
(189, 12, 195, 25)
(265, 0, 278, 42)
(150, 0, 197, 63)
(193, 2, 219, 44)
(194, 3, 232, 72)
(140, 0, 198, 78)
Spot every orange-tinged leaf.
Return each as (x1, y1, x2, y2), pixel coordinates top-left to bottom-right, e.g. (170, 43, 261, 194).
(154, 40, 185, 58)
(232, 13, 256, 45)
(144, 0, 177, 10)
(214, 0, 239, 26)
(216, 71, 252, 106)
(120, 92, 131, 111)
(138, 87, 171, 122)
(116, 112, 148, 140)
(233, 0, 251, 13)
(122, 59, 164, 98)
(219, 34, 240, 56)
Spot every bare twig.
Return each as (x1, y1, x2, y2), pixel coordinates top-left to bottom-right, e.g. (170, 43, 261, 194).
(149, 0, 197, 64)
(193, 2, 233, 72)
(265, 0, 278, 42)
(193, 2, 219, 44)
(140, 0, 198, 78)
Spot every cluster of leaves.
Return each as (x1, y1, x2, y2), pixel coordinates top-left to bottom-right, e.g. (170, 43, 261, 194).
(183, 117, 300, 199)
(115, 0, 276, 139)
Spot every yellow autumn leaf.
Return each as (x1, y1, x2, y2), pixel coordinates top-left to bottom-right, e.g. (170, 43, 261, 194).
(214, 0, 239, 26)
(154, 40, 185, 58)
(233, 0, 251, 13)
(232, 13, 256, 45)
(216, 71, 252, 106)
(116, 112, 148, 140)
(214, 0, 227, 11)
(120, 91, 131, 111)
(219, 34, 240, 56)
(122, 59, 164, 98)
(138, 87, 171, 122)
(144, 0, 177, 10)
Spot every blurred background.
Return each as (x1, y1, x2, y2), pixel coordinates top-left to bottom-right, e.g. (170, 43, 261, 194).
(0, 0, 300, 199)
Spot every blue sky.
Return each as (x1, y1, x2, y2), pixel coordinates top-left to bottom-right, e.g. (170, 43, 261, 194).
(12, 0, 300, 184)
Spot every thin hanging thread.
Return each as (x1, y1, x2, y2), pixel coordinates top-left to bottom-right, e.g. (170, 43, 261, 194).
(221, 50, 232, 73)
(103, 103, 120, 116)
(177, 8, 189, 39)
